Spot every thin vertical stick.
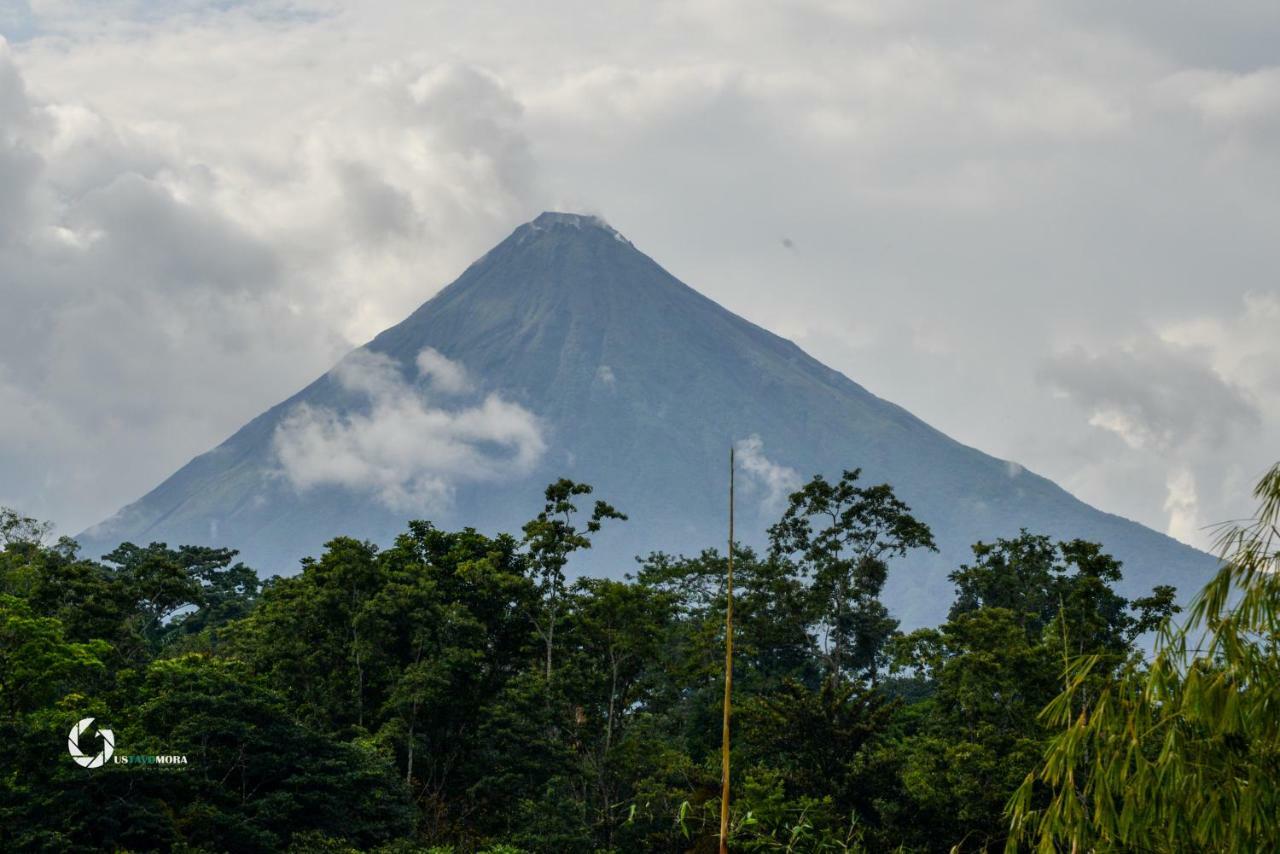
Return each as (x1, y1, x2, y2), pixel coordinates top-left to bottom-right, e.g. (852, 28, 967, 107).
(719, 446, 735, 854)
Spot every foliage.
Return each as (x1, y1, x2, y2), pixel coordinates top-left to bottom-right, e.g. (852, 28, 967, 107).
(523, 479, 626, 684)
(1009, 464, 1280, 852)
(4, 464, 1268, 852)
(769, 470, 936, 683)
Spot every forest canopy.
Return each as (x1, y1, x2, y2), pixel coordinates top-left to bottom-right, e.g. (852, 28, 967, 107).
(2, 464, 1276, 853)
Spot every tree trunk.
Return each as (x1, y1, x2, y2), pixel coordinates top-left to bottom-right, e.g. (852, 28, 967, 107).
(354, 634, 364, 728)
(406, 700, 417, 786)
(606, 649, 618, 753)
(544, 614, 555, 683)
(831, 583, 846, 679)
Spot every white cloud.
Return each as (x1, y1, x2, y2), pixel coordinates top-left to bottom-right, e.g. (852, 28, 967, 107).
(272, 348, 545, 512)
(594, 364, 616, 389)
(1164, 468, 1202, 546)
(1040, 339, 1259, 454)
(734, 435, 801, 513)
(1039, 298, 1279, 548)
(414, 347, 470, 395)
(1159, 292, 1280, 396)
(1182, 67, 1280, 130)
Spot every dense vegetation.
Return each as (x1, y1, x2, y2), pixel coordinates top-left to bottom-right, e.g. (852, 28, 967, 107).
(1, 463, 1275, 852)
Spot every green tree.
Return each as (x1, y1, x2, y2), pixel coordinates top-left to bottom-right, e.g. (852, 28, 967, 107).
(1010, 464, 1280, 852)
(522, 479, 625, 684)
(0, 507, 53, 548)
(637, 546, 820, 774)
(948, 532, 1176, 659)
(0, 594, 107, 722)
(230, 536, 383, 732)
(366, 522, 537, 833)
(891, 532, 1179, 851)
(101, 542, 207, 649)
(0, 535, 136, 656)
(561, 577, 675, 845)
(135, 654, 413, 852)
(640, 547, 818, 694)
(739, 677, 896, 825)
(2, 654, 413, 853)
(769, 471, 935, 683)
(100, 542, 261, 653)
(230, 523, 543, 847)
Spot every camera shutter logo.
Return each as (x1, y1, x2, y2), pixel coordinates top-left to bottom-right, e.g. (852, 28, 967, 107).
(68, 717, 114, 768)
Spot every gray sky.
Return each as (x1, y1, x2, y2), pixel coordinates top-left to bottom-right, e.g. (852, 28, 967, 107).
(1, 0, 1277, 551)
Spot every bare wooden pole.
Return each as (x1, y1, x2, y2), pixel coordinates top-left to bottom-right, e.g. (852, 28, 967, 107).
(719, 446, 735, 854)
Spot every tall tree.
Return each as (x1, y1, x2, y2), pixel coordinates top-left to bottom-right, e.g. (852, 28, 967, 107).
(0, 507, 53, 548)
(769, 470, 935, 683)
(561, 578, 674, 845)
(0, 594, 107, 723)
(228, 537, 383, 732)
(522, 479, 625, 684)
(891, 532, 1179, 851)
(101, 542, 260, 653)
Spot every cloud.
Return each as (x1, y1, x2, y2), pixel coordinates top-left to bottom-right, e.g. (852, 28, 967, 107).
(272, 348, 545, 512)
(734, 435, 801, 513)
(594, 364, 616, 389)
(1039, 340, 1259, 453)
(1039, 312, 1276, 547)
(414, 347, 470, 395)
(1163, 468, 1201, 546)
(1177, 67, 1280, 132)
(0, 33, 537, 531)
(1159, 292, 1280, 399)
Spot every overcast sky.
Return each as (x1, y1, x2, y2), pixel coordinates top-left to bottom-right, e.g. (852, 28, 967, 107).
(1, 0, 1277, 551)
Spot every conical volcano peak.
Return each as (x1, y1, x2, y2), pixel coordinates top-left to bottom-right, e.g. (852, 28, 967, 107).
(518, 210, 632, 246)
(81, 203, 1217, 635)
(531, 210, 611, 229)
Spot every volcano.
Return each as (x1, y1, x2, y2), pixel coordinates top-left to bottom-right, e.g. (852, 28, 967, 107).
(80, 212, 1215, 627)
